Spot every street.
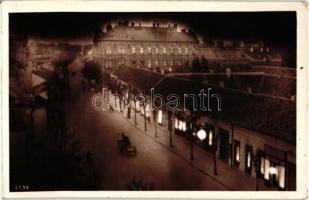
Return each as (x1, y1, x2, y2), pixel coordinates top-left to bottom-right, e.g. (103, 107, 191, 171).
(62, 57, 227, 190)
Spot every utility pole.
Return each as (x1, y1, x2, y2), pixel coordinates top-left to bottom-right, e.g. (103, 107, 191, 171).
(154, 110, 158, 137)
(170, 111, 174, 147)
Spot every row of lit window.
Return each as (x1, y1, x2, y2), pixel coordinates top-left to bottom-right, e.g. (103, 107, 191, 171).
(102, 59, 190, 67)
(234, 141, 286, 189)
(102, 46, 196, 55)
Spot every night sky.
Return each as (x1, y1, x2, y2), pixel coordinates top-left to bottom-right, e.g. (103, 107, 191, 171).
(10, 12, 296, 48)
(9, 12, 297, 66)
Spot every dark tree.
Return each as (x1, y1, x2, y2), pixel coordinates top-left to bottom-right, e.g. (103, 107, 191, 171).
(82, 61, 102, 81)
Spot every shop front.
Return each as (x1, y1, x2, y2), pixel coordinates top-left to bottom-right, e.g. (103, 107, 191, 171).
(257, 144, 296, 190)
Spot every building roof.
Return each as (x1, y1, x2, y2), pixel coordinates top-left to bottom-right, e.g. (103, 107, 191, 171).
(33, 67, 55, 81)
(113, 67, 163, 92)
(99, 25, 197, 43)
(114, 66, 296, 143)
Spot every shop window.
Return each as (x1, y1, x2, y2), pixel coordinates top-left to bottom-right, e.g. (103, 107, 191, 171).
(278, 165, 285, 189)
(157, 110, 163, 125)
(181, 121, 187, 132)
(260, 156, 265, 176)
(245, 145, 253, 174)
(233, 140, 240, 167)
(264, 157, 270, 180)
(208, 130, 213, 146)
(174, 118, 179, 129)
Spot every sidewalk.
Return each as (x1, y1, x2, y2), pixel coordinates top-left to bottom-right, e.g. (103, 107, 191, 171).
(104, 92, 275, 191)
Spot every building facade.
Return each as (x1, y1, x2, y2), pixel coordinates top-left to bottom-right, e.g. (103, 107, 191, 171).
(93, 20, 199, 73)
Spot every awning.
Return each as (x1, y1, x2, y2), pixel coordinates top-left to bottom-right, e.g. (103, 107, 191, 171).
(32, 73, 46, 88)
(38, 91, 48, 100)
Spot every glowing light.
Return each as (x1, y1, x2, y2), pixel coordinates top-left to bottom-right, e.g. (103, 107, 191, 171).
(208, 130, 213, 146)
(260, 157, 265, 174)
(157, 110, 163, 124)
(269, 166, 277, 175)
(236, 146, 240, 162)
(145, 104, 150, 117)
(197, 129, 206, 140)
(175, 118, 179, 129)
(247, 152, 251, 167)
(279, 165, 285, 188)
(182, 121, 187, 132)
(178, 121, 183, 130)
(264, 159, 270, 180)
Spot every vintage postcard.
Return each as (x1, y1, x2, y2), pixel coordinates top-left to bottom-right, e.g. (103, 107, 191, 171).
(0, 0, 308, 199)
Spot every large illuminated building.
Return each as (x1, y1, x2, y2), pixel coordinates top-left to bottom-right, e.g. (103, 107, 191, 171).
(92, 19, 296, 191)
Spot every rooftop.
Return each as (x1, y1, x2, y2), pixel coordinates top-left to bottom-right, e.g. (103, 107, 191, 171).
(112, 66, 296, 143)
(98, 24, 198, 43)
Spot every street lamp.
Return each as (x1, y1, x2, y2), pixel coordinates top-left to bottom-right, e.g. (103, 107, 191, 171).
(197, 129, 207, 141)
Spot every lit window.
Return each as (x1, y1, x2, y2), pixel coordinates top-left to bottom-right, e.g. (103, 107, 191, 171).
(175, 118, 179, 129)
(121, 48, 125, 54)
(233, 140, 240, 167)
(247, 152, 251, 167)
(163, 60, 166, 67)
(182, 121, 187, 131)
(260, 157, 265, 174)
(236, 146, 240, 161)
(155, 47, 159, 54)
(185, 47, 188, 54)
(106, 48, 111, 54)
(145, 104, 151, 118)
(140, 47, 144, 54)
(118, 48, 121, 54)
(264, 158, 270, 180)
(148, 47, 151, 54)
(148, 60, 151, 68)
(278, 165, 285, 189)
(208, 130, 213, 146)
(157, 110, 163, 124)
(163, 47, 167, 54)
(178, 47, 181, 54)
(155, 60, 158, 66)
(132, 46, 136, 54)
(192, 48, 196, 55)
(178, 121, 182, 130)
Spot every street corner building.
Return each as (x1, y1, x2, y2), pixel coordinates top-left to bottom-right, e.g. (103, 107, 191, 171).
(8, 12, 296, 192)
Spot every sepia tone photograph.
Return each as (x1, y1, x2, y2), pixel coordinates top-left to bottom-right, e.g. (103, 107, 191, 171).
(4, 3, 305, 196)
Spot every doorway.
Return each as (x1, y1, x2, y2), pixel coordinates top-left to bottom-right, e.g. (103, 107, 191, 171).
(219, 129, 230, 162)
